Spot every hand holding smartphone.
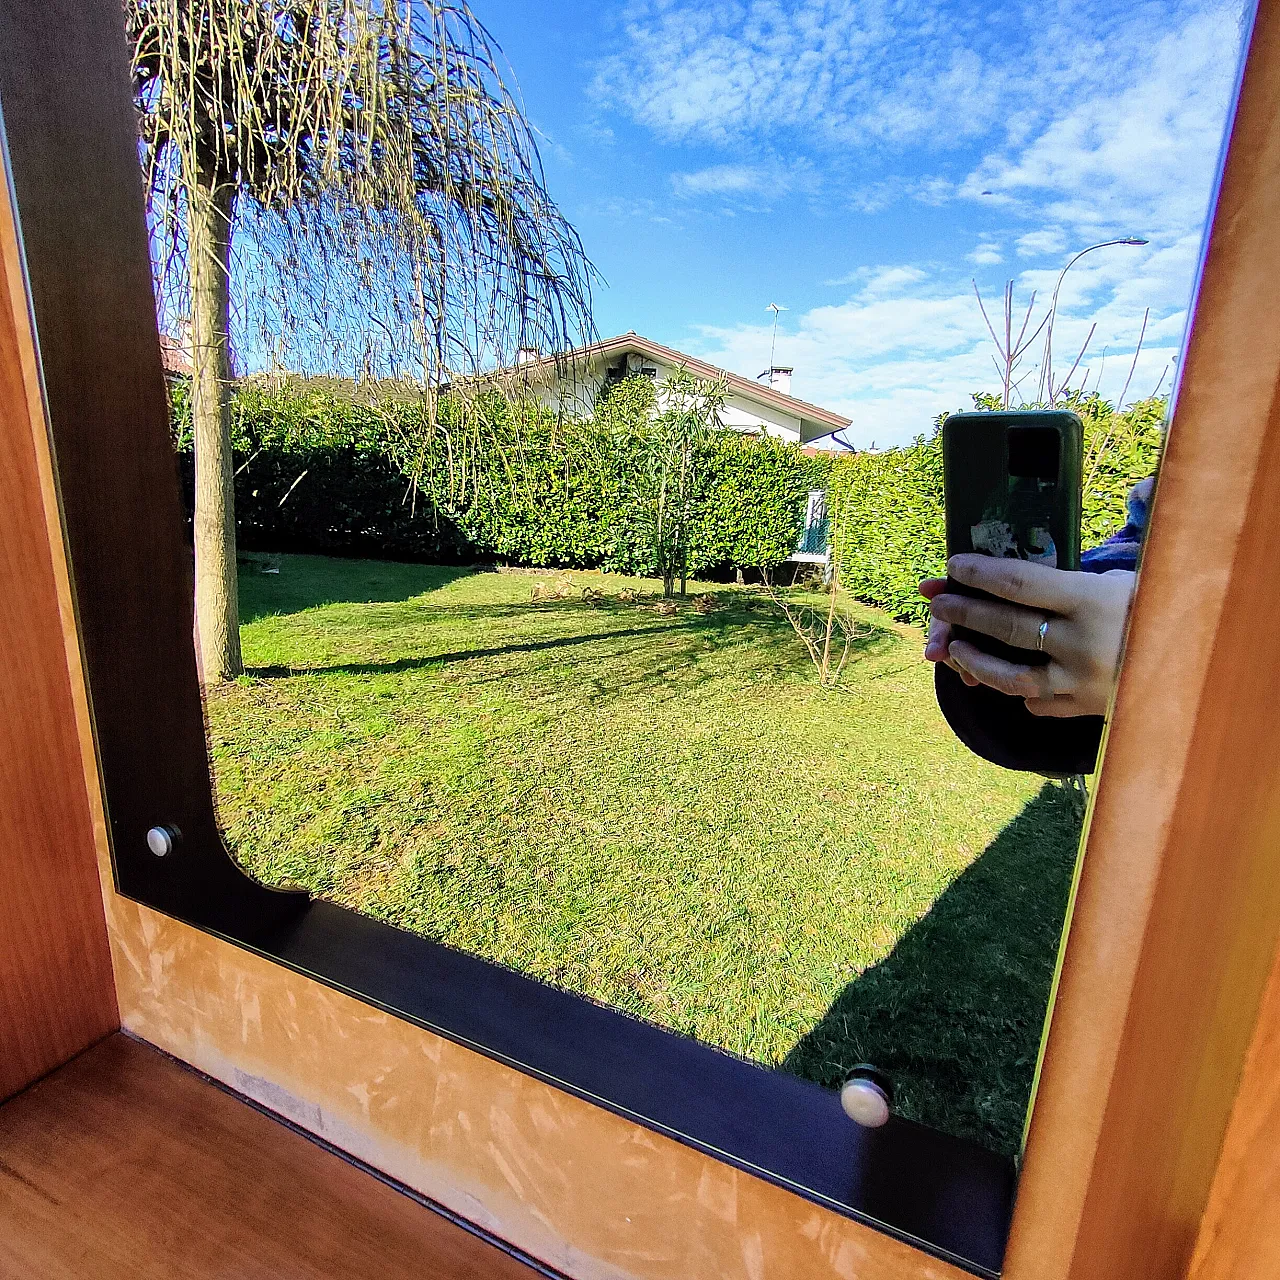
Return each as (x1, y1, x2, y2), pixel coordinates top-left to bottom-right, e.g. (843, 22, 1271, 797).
(935, 410, 1103, 774)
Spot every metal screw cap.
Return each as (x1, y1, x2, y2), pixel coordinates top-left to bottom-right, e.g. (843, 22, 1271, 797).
(145, 825, 180, 857)
(840, 1064, 894, 1129)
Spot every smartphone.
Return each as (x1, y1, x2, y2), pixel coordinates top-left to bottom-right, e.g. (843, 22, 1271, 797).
(943, 409, 1083, 664)
(937, 409, 1101, 775)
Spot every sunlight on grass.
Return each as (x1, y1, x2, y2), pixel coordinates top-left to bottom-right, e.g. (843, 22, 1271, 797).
(207, 553, 1082, 1155)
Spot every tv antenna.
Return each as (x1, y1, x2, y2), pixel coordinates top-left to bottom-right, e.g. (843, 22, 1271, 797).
(765, 302, 788, 372)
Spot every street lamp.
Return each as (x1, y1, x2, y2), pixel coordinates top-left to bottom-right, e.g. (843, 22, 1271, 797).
(1041, 237, 1149, 403)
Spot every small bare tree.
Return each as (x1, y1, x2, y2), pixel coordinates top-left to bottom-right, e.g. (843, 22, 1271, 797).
(973, 279, 1147, 414)
(762, 502, 863, 689)
(972, 280, 1049, 409)
(643, 367, 726, 598)
(128, 0, 595, 679)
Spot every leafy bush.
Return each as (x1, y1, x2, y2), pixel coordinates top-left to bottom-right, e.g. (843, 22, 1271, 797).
(828, 431, 945, 626)
(172, 377, 470, 561)
(694, 431, 831, 574)
(170, 375, 822, 574)
(829, 393, 1167, 626)
(1079, 394, 1166, 546)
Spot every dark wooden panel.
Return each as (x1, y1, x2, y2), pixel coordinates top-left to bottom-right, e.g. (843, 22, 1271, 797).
(0, 1034, 553, 1280)
(0, 0, 301, 935)
(0, 109, 117, 1101)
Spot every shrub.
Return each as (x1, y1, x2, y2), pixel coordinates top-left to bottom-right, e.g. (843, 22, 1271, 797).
(828, 432, 944, 627)
(172, 376, 470, 561)
(829, 393, 1167, 626)
(169, 375, 821, 574)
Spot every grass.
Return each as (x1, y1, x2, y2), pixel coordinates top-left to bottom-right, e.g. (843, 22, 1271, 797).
(207, 552, 1083, 1156)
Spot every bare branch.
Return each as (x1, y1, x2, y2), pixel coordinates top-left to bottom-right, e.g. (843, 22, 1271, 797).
(1115, 307, 1150, 413)
(1053, 322, 1097, 405)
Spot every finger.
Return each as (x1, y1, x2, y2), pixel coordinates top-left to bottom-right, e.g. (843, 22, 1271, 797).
(1024, 695, 1090, 718)
(949, 639, 1055, 700)
(947, 554, 1080, 614)
(924, 617, 952, 662)
(918, 577, 948, 600)
(929, 592, 1052, 654)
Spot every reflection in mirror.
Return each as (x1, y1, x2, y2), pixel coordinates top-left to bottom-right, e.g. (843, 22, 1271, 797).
(136, 0, 1250, 1161)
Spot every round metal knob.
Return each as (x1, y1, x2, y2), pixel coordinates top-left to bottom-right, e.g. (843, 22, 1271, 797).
(840, 1065, 894, 1129)
(145, 825, 180, 857)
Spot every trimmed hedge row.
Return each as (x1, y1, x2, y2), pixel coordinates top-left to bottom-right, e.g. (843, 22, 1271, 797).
(828, 394, 1167, 626)
(171, 377, 828, 575)
(172, 378, 470, 561)
(828, 431, 946, 627)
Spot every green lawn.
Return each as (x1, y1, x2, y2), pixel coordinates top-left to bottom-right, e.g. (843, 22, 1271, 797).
(208, 553, 1082, 1156)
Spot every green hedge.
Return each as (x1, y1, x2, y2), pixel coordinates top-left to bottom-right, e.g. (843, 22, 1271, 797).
(828, 431, 946, 626)
(172, 379, 470, 561)
(829, 394, 1167, 626)
(171, 376, 825, 575)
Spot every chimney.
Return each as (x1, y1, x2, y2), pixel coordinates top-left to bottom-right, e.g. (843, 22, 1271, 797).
(760, 365, 793, 395)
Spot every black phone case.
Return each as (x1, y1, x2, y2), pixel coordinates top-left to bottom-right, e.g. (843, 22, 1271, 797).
(936, 410, 1103, 775)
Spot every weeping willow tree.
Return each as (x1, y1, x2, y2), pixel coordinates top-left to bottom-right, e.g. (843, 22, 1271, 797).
(127, 0, 595, 679)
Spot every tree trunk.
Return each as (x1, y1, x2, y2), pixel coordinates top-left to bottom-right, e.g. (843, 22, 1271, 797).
(188, 175, 241, 681)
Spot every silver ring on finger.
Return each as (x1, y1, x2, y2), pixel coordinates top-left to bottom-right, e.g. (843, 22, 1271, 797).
(1036, 618, 1050, 652)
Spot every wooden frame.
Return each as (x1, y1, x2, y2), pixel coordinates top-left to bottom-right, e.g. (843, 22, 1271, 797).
(5, 0, 1280, 1275)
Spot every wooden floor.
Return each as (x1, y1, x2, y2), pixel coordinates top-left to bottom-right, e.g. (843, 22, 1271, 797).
(0, 1033, 552, 1279)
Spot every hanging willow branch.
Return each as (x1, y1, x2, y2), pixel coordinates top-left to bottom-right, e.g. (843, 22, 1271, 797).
(127, 0, 597, 385)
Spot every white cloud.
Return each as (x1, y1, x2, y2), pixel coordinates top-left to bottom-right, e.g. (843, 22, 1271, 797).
(592, 0, 1232, 154)
(856, 265, 929, 296)
(847, 175, 955, 214)
(672, 164, 772, 197)
(824, 263, 926, 289)
(961, 9, 1243, 244)
(1015, 228, 1067, 258)
(968, 237, 1004, 266)
(591, 1, 1001, 147)
(669, 159, 816, 201)
(584, 195, 676, 226)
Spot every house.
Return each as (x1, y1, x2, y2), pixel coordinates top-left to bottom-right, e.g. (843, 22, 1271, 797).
(499, 332, 850, 574)
(501, 331, 851, 447)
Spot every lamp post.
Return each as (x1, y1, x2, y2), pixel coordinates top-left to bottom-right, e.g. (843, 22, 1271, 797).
(1041, 237, 1148, 404)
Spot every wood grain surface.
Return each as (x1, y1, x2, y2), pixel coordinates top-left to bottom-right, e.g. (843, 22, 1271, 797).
(0, 1033, 547, 1280)
(1186, 935, 1280, 1278)
(0, 104, 117, 1102)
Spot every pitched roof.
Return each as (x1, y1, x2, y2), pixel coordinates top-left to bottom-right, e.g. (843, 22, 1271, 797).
(159, 333, 192, 376)
(507, 332, 852, 434)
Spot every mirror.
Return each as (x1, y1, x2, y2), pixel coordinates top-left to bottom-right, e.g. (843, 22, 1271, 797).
(135, 0, 1251, 1169)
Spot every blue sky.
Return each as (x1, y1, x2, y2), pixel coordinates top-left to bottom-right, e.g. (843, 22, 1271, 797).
(474, 0, 1249, 447)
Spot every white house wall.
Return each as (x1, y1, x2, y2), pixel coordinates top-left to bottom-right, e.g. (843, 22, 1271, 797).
(525, 352, 804, 445)
(719, 395, 801, 444)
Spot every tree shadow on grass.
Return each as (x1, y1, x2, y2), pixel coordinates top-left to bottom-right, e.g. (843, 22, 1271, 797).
(781, 782, 1083, 1158)
(237, 554, 478, 623)
(244, 621, 692, 678)
(244, 601, 899, 701)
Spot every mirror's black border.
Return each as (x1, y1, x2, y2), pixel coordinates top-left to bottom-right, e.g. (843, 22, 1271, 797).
(0, 4, 1014, 1276)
